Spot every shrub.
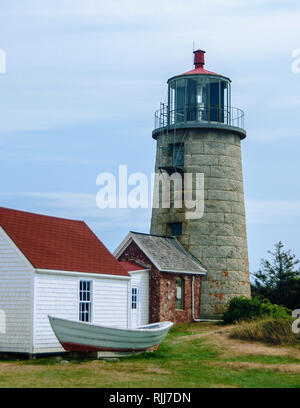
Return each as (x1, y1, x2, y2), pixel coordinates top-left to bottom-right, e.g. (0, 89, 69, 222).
(223, 296, 290, 324)
(230, 317, 300, 345)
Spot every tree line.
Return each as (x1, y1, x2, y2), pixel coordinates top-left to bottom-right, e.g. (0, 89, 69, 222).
(251, 241, 300, 310)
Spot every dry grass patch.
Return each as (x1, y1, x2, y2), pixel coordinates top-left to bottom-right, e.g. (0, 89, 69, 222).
(208, 384, 238, 388)
(212, 361, 300, 374)
(202, 326, 300, 359)
(230, 318, 300, 345)
(0, 358, 173, 388)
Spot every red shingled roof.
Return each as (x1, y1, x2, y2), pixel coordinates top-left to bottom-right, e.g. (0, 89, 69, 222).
(119, 261, 147, 272)
(0, 207, 129, 277)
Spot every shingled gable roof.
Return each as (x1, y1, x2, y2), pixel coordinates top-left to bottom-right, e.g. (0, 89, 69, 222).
(114, 232, 207, 275)
(0, 207, 129, 277)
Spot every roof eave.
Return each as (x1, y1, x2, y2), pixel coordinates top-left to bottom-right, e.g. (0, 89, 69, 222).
(167, 72, 231, 83)
(35, 268, 131, 279)
(160, 269, 206, 276)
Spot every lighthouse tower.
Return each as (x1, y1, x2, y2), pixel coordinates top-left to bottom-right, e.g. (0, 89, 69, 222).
(150, 50, 250, 318)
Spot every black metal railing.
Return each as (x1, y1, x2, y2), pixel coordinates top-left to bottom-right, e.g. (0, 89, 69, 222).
(154, 104, 245, 131)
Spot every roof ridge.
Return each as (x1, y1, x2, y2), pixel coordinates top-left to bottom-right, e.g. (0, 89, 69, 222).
(0, 206, 84, 223)
(130, 231, 175, 239)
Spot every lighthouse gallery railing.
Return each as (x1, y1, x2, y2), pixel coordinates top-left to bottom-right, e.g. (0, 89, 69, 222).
(154, 104, 245, 131)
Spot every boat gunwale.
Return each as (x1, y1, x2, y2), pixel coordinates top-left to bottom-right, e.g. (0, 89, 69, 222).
(48, 315, 173, 333)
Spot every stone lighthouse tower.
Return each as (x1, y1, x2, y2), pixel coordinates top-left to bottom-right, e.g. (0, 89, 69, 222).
(150, 50, 250, 318)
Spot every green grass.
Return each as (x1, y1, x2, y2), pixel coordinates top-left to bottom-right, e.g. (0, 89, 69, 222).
(0, 322, 300, 388)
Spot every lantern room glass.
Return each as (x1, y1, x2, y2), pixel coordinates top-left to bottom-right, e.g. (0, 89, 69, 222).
(168, 76, 231, 125)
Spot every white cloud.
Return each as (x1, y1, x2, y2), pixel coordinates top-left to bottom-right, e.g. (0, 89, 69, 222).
(0, 191, 151, 229)
(247, 128, 300, 141)
(0, 191, 97, 215)
(267, 96, 300, 109)
(246, 199, 300, 225)
(0, 152, 110, 165)
(1, 0, 300, 134)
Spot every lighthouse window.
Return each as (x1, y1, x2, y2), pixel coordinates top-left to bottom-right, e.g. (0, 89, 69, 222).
(175, 79, 186, 123)
(175, 278, 184, 310)
(172, 143, 184, 167)
(209, 81, 220, 122)
(169, 83, 176, 113)
(221, 81, 230, 124)
(169, 222, 182, 236)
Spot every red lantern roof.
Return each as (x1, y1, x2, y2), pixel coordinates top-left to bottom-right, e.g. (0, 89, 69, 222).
(175, 49, 222, 77)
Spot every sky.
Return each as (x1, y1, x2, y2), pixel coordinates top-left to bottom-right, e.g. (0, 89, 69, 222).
(0, 0, 300, 274)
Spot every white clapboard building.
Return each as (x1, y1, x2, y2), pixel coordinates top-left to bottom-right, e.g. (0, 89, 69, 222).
(0, 207, 149, 355)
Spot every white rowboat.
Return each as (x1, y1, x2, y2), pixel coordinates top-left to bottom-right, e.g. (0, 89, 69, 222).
(48, 316, 173, 352)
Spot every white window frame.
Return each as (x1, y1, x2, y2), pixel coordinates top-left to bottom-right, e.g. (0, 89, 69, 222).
(79, 280, 92, 322)
(175, 277, 184, 310)
(131, 286, 138, 310)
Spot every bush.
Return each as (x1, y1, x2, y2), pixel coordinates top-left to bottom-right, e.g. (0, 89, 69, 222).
(230, 317, 300, 345)
(223, 296, 290, 324)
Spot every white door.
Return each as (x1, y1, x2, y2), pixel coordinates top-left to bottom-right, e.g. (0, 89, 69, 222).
(131, 286, 139, 328)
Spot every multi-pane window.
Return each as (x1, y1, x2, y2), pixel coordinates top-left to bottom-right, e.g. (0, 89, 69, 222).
(131, 287, 138, 309)
(175, 278, 184, 310)
(79, 280, 92, 322)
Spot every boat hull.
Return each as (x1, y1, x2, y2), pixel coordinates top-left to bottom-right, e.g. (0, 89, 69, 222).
(59, 341, 160, 353)
(48, 316, 173, 352)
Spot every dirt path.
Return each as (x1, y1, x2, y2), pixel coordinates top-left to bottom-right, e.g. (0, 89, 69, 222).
(171, 325, 233, 344)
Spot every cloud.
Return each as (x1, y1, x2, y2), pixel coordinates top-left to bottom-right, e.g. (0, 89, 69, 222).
(267, 96, 300, 109)
(0, 152, 110, 165)
(247, 128, 300, 141)
(0, 0, 300, 134)
(246, 199, 300, 225)
(4, 193, 300, 230)
(0, 191, 151, 230)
